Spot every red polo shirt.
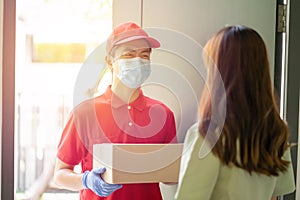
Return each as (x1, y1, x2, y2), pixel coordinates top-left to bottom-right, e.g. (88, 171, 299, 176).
(57, 86, 177, 200)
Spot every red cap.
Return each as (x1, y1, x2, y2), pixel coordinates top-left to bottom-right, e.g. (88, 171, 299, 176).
(106, 22, 160, 54)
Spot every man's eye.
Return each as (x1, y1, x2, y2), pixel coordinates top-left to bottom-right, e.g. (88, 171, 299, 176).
(141, 54, 150, 59)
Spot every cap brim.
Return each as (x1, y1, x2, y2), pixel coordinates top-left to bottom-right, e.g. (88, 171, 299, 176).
(115, 35, 160, 48)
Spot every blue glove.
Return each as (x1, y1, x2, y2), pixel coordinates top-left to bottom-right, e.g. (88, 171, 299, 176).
(82, 167, 122, 197)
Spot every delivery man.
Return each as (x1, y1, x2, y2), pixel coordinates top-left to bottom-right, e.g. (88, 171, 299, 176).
(53, 22, 177, 200)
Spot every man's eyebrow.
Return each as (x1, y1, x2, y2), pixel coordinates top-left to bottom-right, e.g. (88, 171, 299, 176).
(121, 47, 135, 52)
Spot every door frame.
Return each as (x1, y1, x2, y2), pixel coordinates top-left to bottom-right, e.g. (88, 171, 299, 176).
(1, 0, 16, 199)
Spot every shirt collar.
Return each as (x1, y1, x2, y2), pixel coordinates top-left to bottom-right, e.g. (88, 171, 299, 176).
(104, 86, 146, 111)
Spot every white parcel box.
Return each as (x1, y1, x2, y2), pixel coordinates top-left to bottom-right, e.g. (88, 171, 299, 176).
(93, 143, 183, 184)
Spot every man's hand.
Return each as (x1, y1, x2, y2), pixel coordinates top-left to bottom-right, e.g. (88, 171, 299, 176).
(82, 167, 122, 197)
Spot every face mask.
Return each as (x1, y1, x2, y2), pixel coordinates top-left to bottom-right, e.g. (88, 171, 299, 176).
(115, 57, 151, 88)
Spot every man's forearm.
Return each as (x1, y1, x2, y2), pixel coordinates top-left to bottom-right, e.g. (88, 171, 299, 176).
(53, 168, 85, 191)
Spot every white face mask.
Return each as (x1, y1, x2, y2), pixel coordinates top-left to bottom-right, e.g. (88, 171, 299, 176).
(115, 57, 151, 88)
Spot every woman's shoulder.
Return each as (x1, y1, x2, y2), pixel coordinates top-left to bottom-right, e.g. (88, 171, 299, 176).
(185, 123, 214, 148)
(185, 123, 220, 160)
(184, 123, 201, 143)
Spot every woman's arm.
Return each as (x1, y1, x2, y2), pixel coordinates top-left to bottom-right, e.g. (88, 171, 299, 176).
(53, 158, 84, 191)
(175, 124, 219, 200)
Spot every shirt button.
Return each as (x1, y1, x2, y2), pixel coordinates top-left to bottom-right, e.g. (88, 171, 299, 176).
(128, 122, 133, 126)
(127, 105, 131, 110)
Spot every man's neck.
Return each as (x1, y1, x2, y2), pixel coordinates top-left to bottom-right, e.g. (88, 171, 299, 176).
(111, 83, 140, 103)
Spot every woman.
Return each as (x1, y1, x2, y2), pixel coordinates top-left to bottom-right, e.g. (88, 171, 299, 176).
(175, 25, 295, 200)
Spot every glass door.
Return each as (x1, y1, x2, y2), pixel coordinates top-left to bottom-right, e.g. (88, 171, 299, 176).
(14, 0, 112, 199)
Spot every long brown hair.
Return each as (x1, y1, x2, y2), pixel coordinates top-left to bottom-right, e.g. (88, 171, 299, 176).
(199, 25, 290, 176)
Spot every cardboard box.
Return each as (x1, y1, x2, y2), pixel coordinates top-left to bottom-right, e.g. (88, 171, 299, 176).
(93, 143, 183, 184)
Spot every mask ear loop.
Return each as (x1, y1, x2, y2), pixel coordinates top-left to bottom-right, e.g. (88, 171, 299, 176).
(105, 55, 117, 84)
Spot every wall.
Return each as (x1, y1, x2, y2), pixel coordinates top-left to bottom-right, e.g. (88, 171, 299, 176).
(112, 0, 278, 152)
(112, 0, 277, 144)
